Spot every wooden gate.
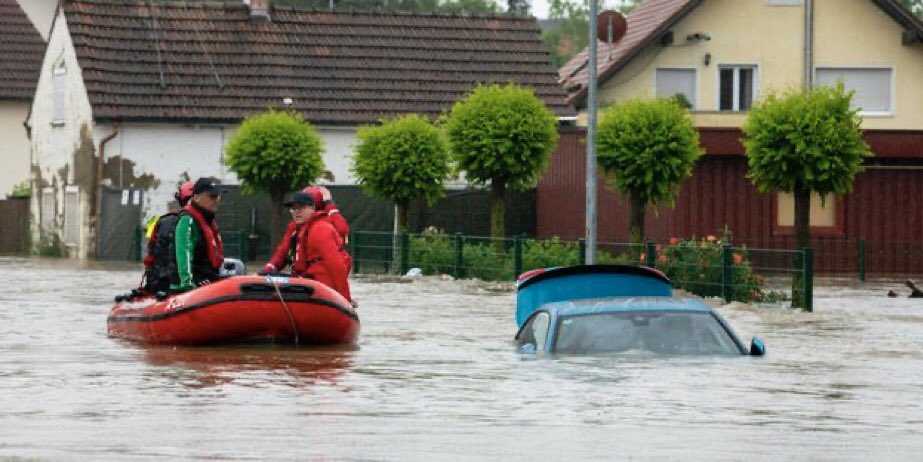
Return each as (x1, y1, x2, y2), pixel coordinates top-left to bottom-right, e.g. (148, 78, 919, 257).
(0, 198, 30, 254)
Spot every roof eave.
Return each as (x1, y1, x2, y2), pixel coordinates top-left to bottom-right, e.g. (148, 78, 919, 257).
(569, 0, 705, 107)
(872, 0, 923, 43)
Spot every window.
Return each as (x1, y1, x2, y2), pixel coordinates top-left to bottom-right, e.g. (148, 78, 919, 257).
(656, 68, 696, 109)
(515, 311, 550, 353)
(815, 67, 893, 114)
(52, 64, 66, 125)
(63, 186, 80, 246)
(775, 192, 843, 236)
(40, 187, 55, 232)
(719, 66, 757, 111)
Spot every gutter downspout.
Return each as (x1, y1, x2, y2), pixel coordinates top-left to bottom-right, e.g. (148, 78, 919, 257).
(804, 0, 814, 90)
(94, 122, 120, 259)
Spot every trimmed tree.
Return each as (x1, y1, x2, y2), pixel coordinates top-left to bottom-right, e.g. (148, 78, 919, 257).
(743, 85, 871, 310)
(597, 97, 703, 243)
(225, 110, 325, 244)
(352, 114, 450, 232)
(743, 85, 870, 251)
(445, 83, 559, 242)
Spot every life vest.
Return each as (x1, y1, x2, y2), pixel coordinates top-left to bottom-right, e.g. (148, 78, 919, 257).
(177, 203, 224, 284)
(292, 212, 353, 275)
(143, 212, 179, 292)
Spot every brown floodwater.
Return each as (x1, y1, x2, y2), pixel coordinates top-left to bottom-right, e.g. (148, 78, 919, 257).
(0, 257, 921, 460)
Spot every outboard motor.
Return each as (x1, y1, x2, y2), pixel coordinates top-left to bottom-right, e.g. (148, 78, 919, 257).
(220, 258, 246, 277)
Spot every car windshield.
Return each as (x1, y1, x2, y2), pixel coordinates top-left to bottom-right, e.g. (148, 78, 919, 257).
(554, 311, 741, 355)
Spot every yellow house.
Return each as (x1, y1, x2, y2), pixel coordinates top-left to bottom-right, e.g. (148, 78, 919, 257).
(538, 0, 923, 272)
(564, 0, 923, 130)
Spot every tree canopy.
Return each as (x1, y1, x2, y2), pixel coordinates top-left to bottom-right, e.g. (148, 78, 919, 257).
(225, 110, 325, 241)
(352, 114, 451, 231)
(445, 83, 558, 239)
(596, 97, 703, 242)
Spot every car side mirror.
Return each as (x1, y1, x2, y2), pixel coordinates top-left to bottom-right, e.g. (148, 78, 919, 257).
(750, 337, 766, 356)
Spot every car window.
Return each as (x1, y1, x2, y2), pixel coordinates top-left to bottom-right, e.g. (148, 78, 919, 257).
(554, 311, 741, 355)
(516, 312, 551, 353)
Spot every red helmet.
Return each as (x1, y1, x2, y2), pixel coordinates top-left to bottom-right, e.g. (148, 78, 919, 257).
(175, 181, 195, 205)
(301, 186, 324, 208)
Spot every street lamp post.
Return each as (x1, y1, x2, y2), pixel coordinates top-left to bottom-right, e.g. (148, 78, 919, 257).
(585, 0, 599, 265)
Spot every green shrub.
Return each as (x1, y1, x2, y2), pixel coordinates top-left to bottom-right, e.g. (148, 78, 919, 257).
(655, 236, 764, 302)
(9, 180, 30, 199)
(408, 228, 455, 275)
(36, 233, 64, 258)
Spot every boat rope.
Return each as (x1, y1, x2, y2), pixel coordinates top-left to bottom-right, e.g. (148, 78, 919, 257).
(268, 279, 300, 346)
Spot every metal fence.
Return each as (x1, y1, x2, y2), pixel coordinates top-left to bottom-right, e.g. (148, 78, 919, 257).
(351, 230, 814, 311)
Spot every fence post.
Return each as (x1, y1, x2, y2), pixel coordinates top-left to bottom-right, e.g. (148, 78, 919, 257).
(858, 237, 866, 283)
(578, 239, 586, 265)
(400, 232, 410, 275)
(513, 235, 523, 280)
(803, 247, 814, 312)
(135, 226, 143, 262)
(646, 242, 657, 269)
(353, 231, 361, 274)
(454, 233, 464, 279)
(722, 244, 733, 303)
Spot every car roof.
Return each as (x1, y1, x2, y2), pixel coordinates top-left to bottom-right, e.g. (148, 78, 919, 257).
(541, 296, 715, 317)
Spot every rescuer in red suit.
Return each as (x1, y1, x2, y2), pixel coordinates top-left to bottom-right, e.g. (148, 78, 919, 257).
(261, 190, 352, 302)
(304, 185, 352, 273)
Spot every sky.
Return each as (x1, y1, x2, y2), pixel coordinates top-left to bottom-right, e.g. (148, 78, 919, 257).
(530, 0, 629, 19)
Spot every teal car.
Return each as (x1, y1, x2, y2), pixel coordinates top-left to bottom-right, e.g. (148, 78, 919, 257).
(515, 265, 766, 356)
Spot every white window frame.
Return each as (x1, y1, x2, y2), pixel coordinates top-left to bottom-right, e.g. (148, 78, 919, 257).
(52, 63, 66, 126)
(653, 67, 699, 109)
(716, 64, 760, 112)
(814, 66, 895, 117)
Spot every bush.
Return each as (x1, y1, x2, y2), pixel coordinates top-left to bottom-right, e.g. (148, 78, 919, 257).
(655, 236, 764, 302)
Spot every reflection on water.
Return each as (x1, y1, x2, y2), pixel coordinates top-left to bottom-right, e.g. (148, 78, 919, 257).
(0, 257, 922, 460)
(141, 345, 356, 388)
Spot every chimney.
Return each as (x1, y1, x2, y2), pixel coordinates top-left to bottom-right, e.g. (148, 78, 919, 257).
(244, 0, 271, 23)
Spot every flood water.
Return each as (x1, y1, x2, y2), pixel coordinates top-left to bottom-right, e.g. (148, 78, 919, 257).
(1, 257, 922, 460)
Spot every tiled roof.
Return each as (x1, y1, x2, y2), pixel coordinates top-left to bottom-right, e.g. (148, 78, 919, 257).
(559, 0, 700, 107)
(0, 0, 46, 100)
(63, 0, 573, 124)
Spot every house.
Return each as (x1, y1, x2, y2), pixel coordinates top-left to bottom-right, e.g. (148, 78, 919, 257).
(540, 0, 923, 274)
(0, 0, 52, 198)
(29, 0, 572, 259)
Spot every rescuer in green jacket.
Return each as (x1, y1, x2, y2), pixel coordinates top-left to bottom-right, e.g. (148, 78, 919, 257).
(169, 177, 225, 292)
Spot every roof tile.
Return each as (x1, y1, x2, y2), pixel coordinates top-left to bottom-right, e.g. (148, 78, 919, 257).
(63, 0, 573, 123)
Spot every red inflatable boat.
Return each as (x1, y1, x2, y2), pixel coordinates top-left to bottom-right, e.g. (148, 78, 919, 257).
(107, 275, 359, 346)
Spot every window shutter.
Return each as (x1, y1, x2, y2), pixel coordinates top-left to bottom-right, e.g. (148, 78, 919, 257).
(816, 68, 892, 113)
(655, 69, 696, 108)
(53, 66, 66, 124)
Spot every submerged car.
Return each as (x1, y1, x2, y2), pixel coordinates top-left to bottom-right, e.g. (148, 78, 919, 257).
(514, 265, 765, 356)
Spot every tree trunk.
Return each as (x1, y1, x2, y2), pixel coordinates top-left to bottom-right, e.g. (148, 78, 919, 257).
(792, 188, 811, 310)
(794, 188, 811, 250)
(395, 199, 410, 233)
(628, 189, 646, 244)
(269, 190, 286, 248)
(490, 179, 507, 249)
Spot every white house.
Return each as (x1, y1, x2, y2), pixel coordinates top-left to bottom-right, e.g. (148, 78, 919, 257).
(29, 0, 571, 259)
(0, 0, 53, 198)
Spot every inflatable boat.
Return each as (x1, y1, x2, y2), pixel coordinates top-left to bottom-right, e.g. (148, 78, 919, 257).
(107, 275, 359, 346)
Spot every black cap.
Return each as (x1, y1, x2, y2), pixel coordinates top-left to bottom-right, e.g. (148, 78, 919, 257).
(283, 191, 315, 207)
(193, 177, 223, 195)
